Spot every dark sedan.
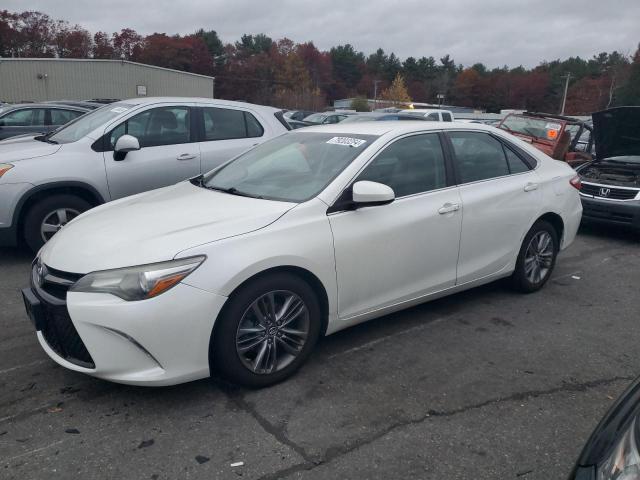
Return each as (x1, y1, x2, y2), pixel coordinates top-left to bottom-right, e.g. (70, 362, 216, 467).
(569, 375, 640, 479)
(0, 103, 90, 140)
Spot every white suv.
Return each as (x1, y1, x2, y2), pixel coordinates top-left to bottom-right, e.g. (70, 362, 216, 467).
(0, 97, 289, 251)
(401, 109, 455, 122)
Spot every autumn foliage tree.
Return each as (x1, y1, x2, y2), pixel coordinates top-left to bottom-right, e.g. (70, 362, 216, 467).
(379, 73, 412, 106)
(0, 8, 638, 112)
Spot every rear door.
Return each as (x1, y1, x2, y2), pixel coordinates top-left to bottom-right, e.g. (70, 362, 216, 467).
(446, 131, 541, 284)
(197, 106, 265, 173)
(0, 108, 47, 139)
(104, 104, 201, 199)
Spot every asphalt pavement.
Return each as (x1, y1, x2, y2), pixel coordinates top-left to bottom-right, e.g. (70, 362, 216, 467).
(1, 224, 638, 479)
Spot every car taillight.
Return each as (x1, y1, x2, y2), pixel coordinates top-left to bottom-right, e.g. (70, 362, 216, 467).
(570, 175, 582, 190)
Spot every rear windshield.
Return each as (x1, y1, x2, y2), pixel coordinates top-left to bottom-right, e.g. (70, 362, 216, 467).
(202, 131, 378, 202)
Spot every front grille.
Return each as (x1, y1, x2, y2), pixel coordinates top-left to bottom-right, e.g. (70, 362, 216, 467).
(31, 263, 94, 368)
(581, 182, 639, 200)
(38, 265, 83, 301)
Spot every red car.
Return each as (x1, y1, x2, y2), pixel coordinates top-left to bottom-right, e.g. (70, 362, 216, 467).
(498, 112, 594, 166)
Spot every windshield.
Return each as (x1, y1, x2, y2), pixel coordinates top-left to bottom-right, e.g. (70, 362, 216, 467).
(500, 115, 563, 141)
(304, 113, 328, 123)
(202, 131, 378, 202)
(48, 103, 135, 144)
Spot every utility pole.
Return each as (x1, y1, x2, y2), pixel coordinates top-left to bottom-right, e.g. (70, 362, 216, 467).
(373, 79, 381, 110)
(560, 73, 572, 115)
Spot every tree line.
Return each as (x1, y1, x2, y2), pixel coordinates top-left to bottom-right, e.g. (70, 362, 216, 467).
(1, 9, 639, 113)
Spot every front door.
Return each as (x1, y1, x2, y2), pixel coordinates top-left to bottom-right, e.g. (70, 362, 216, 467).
(329, 133, 462, 320)
(104, 105, 201, 200)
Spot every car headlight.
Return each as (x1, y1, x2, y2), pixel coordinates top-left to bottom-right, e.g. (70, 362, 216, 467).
(597, 417, 640, 480)
(69, 256, 205, 301)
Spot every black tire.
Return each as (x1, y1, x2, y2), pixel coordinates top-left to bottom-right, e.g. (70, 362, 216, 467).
(211, 273, 322, 388)
(510, 220, 559, 293)
(23, 194, 92, 252)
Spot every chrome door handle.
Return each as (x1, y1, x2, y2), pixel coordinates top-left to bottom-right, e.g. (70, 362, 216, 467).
(524, 182, 539, 192)
(438, 203, 460, 214)
(177, 153, 197, 161)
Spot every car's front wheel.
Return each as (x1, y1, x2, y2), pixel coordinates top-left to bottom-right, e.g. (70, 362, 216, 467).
(211, 273, 322, 388)
(511, 220, 559, 293)
(23, 194, 91, 252)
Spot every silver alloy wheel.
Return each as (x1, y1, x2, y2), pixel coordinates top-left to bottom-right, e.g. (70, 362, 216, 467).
(236, 290, 310, 375)
(524, 231, 554, 284)
(40, 208, 80, 242)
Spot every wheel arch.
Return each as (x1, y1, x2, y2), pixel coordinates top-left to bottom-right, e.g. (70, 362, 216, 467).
(535, 212, 565, 244)
(214, 265, 331, 338)
(14, 182, 105, 241)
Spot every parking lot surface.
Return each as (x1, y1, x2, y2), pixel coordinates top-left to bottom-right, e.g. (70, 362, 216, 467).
(1, 224, 638, 480)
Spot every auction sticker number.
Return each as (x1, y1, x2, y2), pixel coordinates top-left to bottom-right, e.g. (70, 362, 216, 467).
(327, 137, 367, 147)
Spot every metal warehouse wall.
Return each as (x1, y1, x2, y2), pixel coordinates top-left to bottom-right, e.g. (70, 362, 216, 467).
(0, 58, 215, 102)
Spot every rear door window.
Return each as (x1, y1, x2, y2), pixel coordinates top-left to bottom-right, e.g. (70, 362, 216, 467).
(442, 112, 453, 122)
(449, 131, 510, 183)
(426, 112, 440, 121)
(503, 145, 530, 174)
(50, 109, 84, 125)
(202, 107, 263, 140)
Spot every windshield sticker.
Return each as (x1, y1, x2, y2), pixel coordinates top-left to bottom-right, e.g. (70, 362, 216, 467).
(545, 122, 562, 131)
(326, 137, 367, 147)
(110, 107, 128, 113)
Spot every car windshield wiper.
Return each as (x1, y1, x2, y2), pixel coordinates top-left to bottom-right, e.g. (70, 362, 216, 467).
(521, 127, 542, 139)
(34, 133, 58, 144)
(205, 185, 263, 199)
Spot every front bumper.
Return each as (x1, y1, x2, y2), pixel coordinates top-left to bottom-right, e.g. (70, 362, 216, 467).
(0, 182, 34, 247)
(580, 195, 640, 230)
(24, 263, 228, 386)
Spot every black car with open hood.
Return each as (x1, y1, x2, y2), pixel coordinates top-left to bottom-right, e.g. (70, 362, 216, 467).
(577, 107, 640, 231)
(569, 375, 640, 479)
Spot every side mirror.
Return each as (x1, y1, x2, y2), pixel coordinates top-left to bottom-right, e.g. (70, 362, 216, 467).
(352, 181, 395, 207)
(113, 134, 140, 161)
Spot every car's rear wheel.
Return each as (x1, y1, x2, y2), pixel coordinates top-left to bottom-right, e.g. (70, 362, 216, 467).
(511, 220, 559, 293)
(211, 273, 322, 388)
(23, 195, 91, 252)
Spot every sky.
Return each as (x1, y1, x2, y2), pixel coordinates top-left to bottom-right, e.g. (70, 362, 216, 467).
(6, 0, 640, 68)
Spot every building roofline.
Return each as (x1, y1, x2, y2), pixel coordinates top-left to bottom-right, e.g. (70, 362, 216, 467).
(0, 57, 215, 81)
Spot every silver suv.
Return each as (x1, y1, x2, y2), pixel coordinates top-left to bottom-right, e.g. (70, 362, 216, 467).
(0, 97, 289, 251)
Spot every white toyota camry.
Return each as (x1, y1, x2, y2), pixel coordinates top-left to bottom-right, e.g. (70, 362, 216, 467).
(23, 122, 583, 387)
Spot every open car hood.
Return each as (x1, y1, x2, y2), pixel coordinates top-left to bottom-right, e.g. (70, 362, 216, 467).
(592, 107, 640, 160)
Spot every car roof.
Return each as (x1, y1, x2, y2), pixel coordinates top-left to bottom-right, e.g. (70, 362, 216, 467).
(113, 97, 281, 112)
(401, 108, 452, 114)
(0, 102, 89, 111)
(300, 120, 496, 136)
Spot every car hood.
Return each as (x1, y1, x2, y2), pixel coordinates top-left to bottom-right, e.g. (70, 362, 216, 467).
(0, 136, 61, 161)
(41, 181, 296, 273)
(592, 106, 640, 160)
